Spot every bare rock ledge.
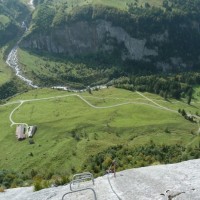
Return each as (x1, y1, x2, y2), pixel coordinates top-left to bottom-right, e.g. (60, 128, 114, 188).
(0, 159, 200, 200)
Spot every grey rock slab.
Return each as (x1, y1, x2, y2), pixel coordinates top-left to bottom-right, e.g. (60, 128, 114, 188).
(0, 159, 200, 200)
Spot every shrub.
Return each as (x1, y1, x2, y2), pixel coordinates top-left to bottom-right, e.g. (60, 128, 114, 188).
(0, 186, 5, 192)
(33, 177, 50, 191)
(33, 177, 43, 191)
(164, 127, 170, 133)
(60, 175, 69, 185)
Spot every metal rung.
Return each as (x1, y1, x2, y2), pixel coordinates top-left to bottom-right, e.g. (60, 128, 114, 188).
(70, 172, 94, 191)
(62, 187, 97, 200)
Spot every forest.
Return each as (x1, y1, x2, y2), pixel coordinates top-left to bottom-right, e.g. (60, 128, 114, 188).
(114, 72, 200, 100)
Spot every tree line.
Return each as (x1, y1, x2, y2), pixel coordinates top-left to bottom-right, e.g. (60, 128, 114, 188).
(0, 78, 30, 100)
(113, 72, 200, 100)
(82, 141, 200, 177)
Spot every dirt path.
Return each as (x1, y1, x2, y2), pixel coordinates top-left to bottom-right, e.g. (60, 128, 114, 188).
(8, 92, 178, 128)
(136, 91, 177, 113)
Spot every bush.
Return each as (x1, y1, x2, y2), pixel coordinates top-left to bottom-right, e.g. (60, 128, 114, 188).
(33, 177, 50, 191)
(81, 141, 200, 176)
(0, 186, 5, 192)
(33, 178, 43, 191)
(164, 127, 170, 133)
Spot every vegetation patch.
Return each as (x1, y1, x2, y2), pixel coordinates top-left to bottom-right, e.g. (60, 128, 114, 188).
(0, 77, 31, 100)
(0, 87, 200, 189)
(114, 73, 200, 100)
(18, 48, 118, 88)
(82, 141, 200, 176)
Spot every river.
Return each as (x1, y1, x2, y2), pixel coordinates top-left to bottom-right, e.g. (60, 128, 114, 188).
(5, 0, 108, 92)
(6, 0, 38, 88)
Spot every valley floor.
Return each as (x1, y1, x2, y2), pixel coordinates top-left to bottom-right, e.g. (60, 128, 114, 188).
(0, 159, 199, 200)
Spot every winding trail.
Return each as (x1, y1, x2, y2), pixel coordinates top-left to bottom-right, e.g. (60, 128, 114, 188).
(9, 101, 24, 125)
(136, 91, 177, 113)
(8, 92, 178, 128)
(2, 1, 200, 199)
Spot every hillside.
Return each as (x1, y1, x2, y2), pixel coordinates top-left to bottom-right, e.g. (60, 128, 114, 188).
(1, 0, 200, 194)
(20, 0, 200, 75)
(0, 159, 200, 199)
(1, 0, 200, 94)
(0, 0, 30, 46)
(0, 87, 200, 188)
(0, 0, 31, 86)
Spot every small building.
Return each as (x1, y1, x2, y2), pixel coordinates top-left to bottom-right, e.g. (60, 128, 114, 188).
(16, 125, 26, 141)
(28, 125, 37, 138)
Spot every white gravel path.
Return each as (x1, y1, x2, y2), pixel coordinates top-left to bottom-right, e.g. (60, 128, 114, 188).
(8, 92, 178, 128)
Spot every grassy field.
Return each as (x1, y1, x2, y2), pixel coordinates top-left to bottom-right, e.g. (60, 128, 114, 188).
(18, 48, 115, 87)
(0, 87, 199, 176)
(52, 0, 163, 11)
(0, 15, 10, 27)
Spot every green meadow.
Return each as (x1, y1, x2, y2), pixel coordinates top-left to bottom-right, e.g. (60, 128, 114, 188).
(0, 87, 199, 176)
(52, 0, 163, 11)
(18, 48, 115, 87)
(0, 15, 10, 27)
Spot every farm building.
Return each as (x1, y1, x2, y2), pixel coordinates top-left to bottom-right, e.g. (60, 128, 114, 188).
(16, 124, 26, 141)
(28, 125, 37, 138)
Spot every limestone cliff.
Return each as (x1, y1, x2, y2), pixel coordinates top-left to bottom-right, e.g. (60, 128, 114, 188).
(20, 4, 200, 72)
(21, 20, 157, 61)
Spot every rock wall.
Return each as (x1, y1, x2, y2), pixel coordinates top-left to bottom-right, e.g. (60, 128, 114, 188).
(21, 20, 158, 61)
(21, 17, 200, 72)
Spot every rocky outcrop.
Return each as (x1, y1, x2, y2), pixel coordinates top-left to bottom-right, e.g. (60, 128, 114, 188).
(21, 20, 158, 61)
(20, 10, 200, 72)
(0, 159, 200, 200)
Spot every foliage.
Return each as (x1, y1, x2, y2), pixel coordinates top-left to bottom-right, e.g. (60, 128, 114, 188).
(0, 87, 199, 187)
(0, 168, 70, 190)
(18, 48, 119, 88)
(33, 176, 50, 191)
(0, 170, 26, 189)
(0, 46, 12, 86)
(0, 77, 30, 100)
(0, 0, 30, 47)
(52, 6, 66, 27)
(32, 172, 70, 191)
(167, 0, 200, 15)
(82, 141, 200, 176)
(0, 186, 5, 192)
(114, 72, 200, 99)
(32, 4, 55, 32)
(0, 21, 19, 47)
(1, 0, 30, 22)
(26, 1, 200, 76)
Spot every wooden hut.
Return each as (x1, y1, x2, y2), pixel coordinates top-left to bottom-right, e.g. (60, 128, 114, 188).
(16, 125, 26, 141)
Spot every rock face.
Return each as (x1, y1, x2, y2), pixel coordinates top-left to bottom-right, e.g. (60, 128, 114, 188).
(21, 20, 157, 60)
(1, 159, 200, 200)
(20, 3, 200, 72)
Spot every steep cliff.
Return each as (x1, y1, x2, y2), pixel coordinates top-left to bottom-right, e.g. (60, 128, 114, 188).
(21, 20, 158, 60)
(20, 4, 200, 72)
